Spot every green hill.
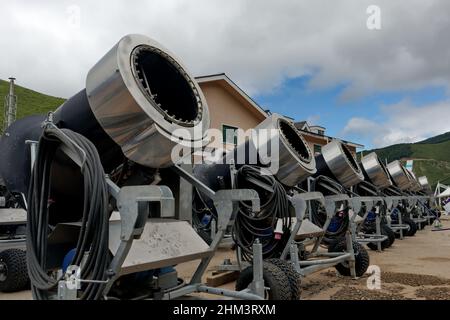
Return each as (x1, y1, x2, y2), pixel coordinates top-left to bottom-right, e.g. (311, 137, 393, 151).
(362, 133, 450, 188)
(0, 79, 65, 131)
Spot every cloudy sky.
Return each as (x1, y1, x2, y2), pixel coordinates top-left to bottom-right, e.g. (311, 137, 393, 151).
(1, 0, 449, 149)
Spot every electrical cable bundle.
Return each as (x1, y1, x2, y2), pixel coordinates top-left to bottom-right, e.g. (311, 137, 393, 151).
(351, 181, 384, 233)
(382, 185, 406, 218)
(232, 165, 291, 260)
(192, 187, 217, 244)
(351, 181, 380, 219)
(26, 126, 110, 300)
(191, 164, 232, 245)
(310, 175, 349, 243)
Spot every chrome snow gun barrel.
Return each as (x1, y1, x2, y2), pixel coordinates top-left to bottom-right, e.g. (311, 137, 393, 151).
(0, 34, 210, 194)
(359, 152, 393, 190)
(223, 114, 316, 187)
(386, 160, 413, 191)
(314, 139, 364, 188)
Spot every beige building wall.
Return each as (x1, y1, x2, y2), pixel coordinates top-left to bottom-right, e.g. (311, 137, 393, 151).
(199, 81, 266, 151)
(303, 134, 329, 155)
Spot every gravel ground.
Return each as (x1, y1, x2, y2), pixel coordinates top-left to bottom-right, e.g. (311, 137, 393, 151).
(416, 287, 450, 300)
(1, 216, 449, 300)
(330, 286, 411, 300)
(300, 216, 450, 300)
(381, 272, 450, 287)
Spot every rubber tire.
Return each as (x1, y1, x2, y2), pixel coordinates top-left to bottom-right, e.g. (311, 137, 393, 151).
(0, 249, 29, 293)
(402, 216, 417, 237)
(383, 224, 395, 247)
(367, 242, 383, 251)
(236, 261, 292, 300)
(328, 240, 370, 277)
(366, 226, 388, 251)
(267, 258, 301, 300)
(366, 224, 395, 250)
(196, 228, 213, 245)
(327, 237, 344, 253)
(418, 221, 426, 230)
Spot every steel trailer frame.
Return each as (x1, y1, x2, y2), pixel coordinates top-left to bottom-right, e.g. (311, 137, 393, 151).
(414, 195, 438, 225)
(280, 192, 357, 278)
(348, 196, 387, 252)
(384, 196, 409, 239)
(216, 174, 367, 280)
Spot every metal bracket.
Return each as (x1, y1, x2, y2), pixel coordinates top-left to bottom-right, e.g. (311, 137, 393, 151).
(102, 181, 175, 296)
(280, 192, 325, 260)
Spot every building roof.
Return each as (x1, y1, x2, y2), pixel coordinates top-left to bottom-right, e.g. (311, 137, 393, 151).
(294, 121, 363, 149)
(294, 121, 307, 130)
(310, 125, 326, 130)
(195, 73, 268, 120)
(298, 129, 364, 149)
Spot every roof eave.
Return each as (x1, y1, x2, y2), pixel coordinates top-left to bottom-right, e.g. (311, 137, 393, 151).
(195, 74, 268, 119)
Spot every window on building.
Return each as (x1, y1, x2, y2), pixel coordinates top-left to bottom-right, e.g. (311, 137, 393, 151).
(314, 144, 322, 154)
(317, 129, 325, 136)
(222, 124, 238, 145)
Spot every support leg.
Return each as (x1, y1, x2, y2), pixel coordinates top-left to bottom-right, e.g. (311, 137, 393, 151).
(375, 214, 382, 252)
(250, 239, 265, 299)
(398, 211, 404, 239)
(346, 231, 357, 279)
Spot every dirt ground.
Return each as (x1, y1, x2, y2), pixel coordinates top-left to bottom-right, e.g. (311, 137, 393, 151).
(1, 216, 449, 300)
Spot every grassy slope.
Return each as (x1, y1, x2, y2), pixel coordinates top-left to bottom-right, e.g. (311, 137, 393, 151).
(410, 159, 450, 187)
(410, 140, 450, 162)
(0, 79, 65, 129)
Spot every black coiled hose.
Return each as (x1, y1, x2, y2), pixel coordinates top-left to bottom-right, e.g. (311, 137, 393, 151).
(232, 165, 291, 260)
(352, 181, 380, 197)
(192, 187, 217, 244)
(352, 181, 380, 218)
(310, 175, 349, 243)
(26, 127, 110, 300)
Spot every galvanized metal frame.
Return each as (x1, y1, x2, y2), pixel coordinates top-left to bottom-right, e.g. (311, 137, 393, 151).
(349, 196, 387, 252)
(280, 191, 357, 278)
(414, 195, 437, 225)
(384, 196, 408, 239)
(0, 140, 36, 251)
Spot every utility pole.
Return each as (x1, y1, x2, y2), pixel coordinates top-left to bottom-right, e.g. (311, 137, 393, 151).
(3, 77, 17, 133)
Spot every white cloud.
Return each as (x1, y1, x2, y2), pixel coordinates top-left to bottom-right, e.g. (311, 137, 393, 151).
(306, 114, 321, 125)
(342, 99, 450, 147)
(0, 0, 450, 101)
